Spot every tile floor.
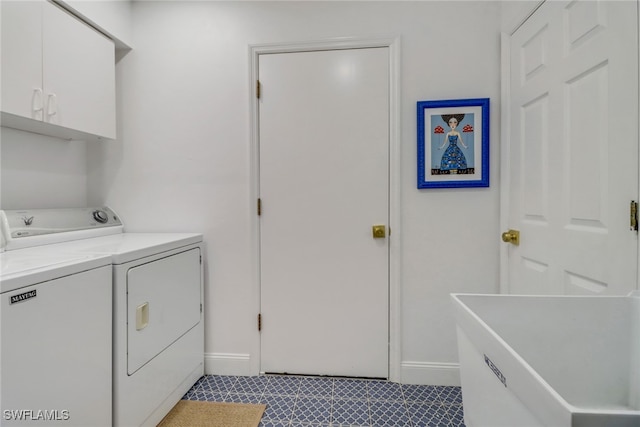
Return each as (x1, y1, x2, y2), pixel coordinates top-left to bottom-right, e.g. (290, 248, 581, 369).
(183, 374, 466, 426)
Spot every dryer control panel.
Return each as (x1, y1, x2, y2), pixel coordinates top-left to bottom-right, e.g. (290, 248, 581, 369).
(0, 207, 123, 250)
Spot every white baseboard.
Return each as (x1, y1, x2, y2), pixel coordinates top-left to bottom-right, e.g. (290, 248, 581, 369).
(204, 354, 460, 386)
(205, 353, 253, 376)
(400, 361, 460, 386)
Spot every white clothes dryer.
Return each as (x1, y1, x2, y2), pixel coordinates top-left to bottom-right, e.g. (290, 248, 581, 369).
(0, 245, 112, 426)
(1, 208, 204, 427)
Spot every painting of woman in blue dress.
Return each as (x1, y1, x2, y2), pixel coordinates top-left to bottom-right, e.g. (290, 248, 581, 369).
(432, 113, 475, 175)
(417, 98, 489, 188)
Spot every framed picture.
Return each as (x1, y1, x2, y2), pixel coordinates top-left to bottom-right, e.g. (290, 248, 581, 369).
(417, 98, 489, 188)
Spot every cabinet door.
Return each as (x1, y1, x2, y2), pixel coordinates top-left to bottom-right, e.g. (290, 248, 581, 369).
(0, 1, 44, 120)
(43, 2, 115, 139)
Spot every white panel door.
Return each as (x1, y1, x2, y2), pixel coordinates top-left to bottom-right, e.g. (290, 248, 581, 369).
(259, 48, 389, 378)
(505, 0, 638, 295)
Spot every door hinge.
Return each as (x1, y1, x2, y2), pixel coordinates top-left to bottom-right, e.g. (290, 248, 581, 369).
(257, 313, 262, 331)
(631, 200, 638, 231)
(256, 80, 261, 99)
(257, 198, 262, 216)
(200, 303, 203, 313)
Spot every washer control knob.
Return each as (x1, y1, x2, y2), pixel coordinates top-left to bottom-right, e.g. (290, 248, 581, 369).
(92, 209, 109, 224)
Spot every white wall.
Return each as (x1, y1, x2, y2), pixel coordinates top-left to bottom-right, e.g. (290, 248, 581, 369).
(500, 0, 542, 34)
(0, 0, 504, 385)
(0, 128, 87, 209)
(85, 1, 502, 385)
(63, 0, 133, 50)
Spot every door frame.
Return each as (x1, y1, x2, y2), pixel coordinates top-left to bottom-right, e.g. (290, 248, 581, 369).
(249, 35, 402, 381)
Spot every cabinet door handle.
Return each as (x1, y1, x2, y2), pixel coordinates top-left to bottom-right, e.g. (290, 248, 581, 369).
(46, 93, 57, 120)
(32, 88, 43, 119)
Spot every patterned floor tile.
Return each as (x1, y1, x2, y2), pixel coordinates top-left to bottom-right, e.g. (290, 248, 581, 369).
(292, 397, 332, 424)
(183, 375, 466, 427)
(231, 375, 270, 395)
(188, 375, 208, 390)
(265, 375, 302, 396)
(407, 403, 451, 427)
(291, 423, 330, 427)
(195, 374, 237, 393)
(333, 378, 369, 400)
(402, 384, 441, 403)
(446, 404, 466, 426)
(367, 380, 404, 402)
(224, 392, 263, 404)
(437, 386, 463, 405)
(260, 395, 297, 422)
(183, 388, 226, 402)
(259, 421, 291, 427)
(331, 398, 370, 425)
(298, 377, 334, 397)
(370, 401, 411, 426)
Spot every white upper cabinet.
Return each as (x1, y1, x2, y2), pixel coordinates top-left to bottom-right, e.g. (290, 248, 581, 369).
(42, 1, 116, 139)
(1, 1, 44, 122)
(1, 0, 116, 140)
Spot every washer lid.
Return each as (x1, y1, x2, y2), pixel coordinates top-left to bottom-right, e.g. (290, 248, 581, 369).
(1, 249, 111, 293)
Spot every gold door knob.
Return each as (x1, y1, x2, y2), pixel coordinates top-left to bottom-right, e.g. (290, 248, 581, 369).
(372, 225, 386, 238)
(501, 229, 520, 245)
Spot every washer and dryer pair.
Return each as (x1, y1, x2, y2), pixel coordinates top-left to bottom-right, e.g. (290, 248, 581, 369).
(0, 207, 204, 426)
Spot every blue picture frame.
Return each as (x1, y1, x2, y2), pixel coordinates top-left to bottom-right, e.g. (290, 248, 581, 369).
(417, 98, 489, 188)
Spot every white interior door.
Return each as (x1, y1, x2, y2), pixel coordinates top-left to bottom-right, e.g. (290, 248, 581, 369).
(259, 47, 389, 378)
(504, 0, 639, 295)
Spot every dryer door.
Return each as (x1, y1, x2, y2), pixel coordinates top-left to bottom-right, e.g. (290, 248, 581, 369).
(127, 248, 201, 374)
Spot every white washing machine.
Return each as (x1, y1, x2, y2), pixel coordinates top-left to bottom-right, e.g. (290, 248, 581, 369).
(0, 237, 113, 425)
(1, 207, 205, 427)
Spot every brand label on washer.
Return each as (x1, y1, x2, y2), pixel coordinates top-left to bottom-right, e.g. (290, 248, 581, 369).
(10, 290, 37, 304)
